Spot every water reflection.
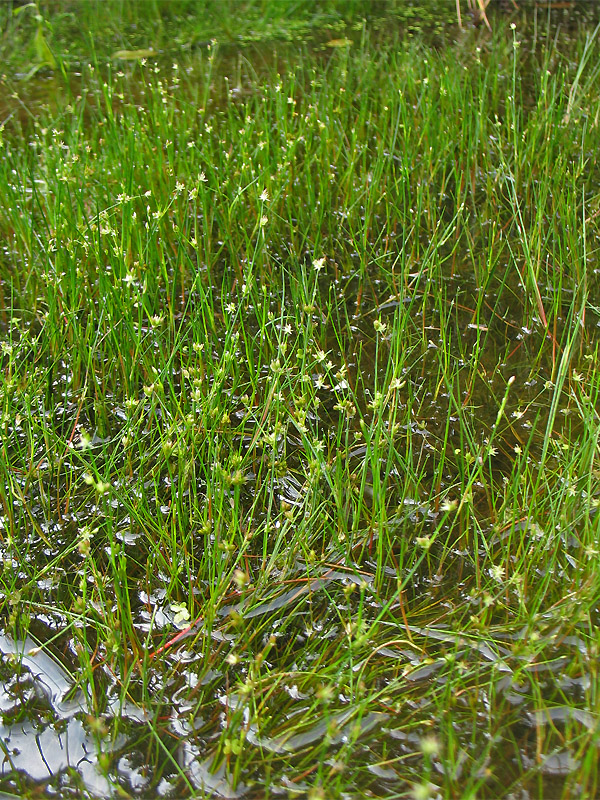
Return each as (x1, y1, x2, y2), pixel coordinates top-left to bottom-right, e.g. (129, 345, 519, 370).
(0, 634, 109, 794)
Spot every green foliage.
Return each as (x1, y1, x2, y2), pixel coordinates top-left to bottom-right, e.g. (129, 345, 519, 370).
(10, 2, 58, 77)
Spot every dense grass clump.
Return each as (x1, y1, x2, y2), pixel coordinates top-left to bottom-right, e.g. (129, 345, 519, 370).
(1, 3, 600, 798)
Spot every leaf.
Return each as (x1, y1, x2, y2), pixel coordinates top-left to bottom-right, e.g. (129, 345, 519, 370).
(34, 24, 57, 69)
(12, 2, 37, 17)
(325, 38, 353, 48)
(112, 48, 156, 61)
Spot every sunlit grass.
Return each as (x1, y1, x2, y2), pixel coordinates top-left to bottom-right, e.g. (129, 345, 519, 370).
(1, 4, 600, 798)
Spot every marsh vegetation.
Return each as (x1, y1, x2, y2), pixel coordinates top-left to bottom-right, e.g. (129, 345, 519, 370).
(1, 1, 600, 797)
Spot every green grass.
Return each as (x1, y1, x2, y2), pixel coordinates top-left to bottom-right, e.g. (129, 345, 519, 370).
(1, 3, 600, 798)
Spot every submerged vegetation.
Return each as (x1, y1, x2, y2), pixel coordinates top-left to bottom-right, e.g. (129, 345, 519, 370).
(1, 1, 600, 797)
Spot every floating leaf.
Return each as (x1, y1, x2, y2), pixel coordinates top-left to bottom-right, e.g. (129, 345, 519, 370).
(112, 48, 156, 61)
(325, 38, 352, 48)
